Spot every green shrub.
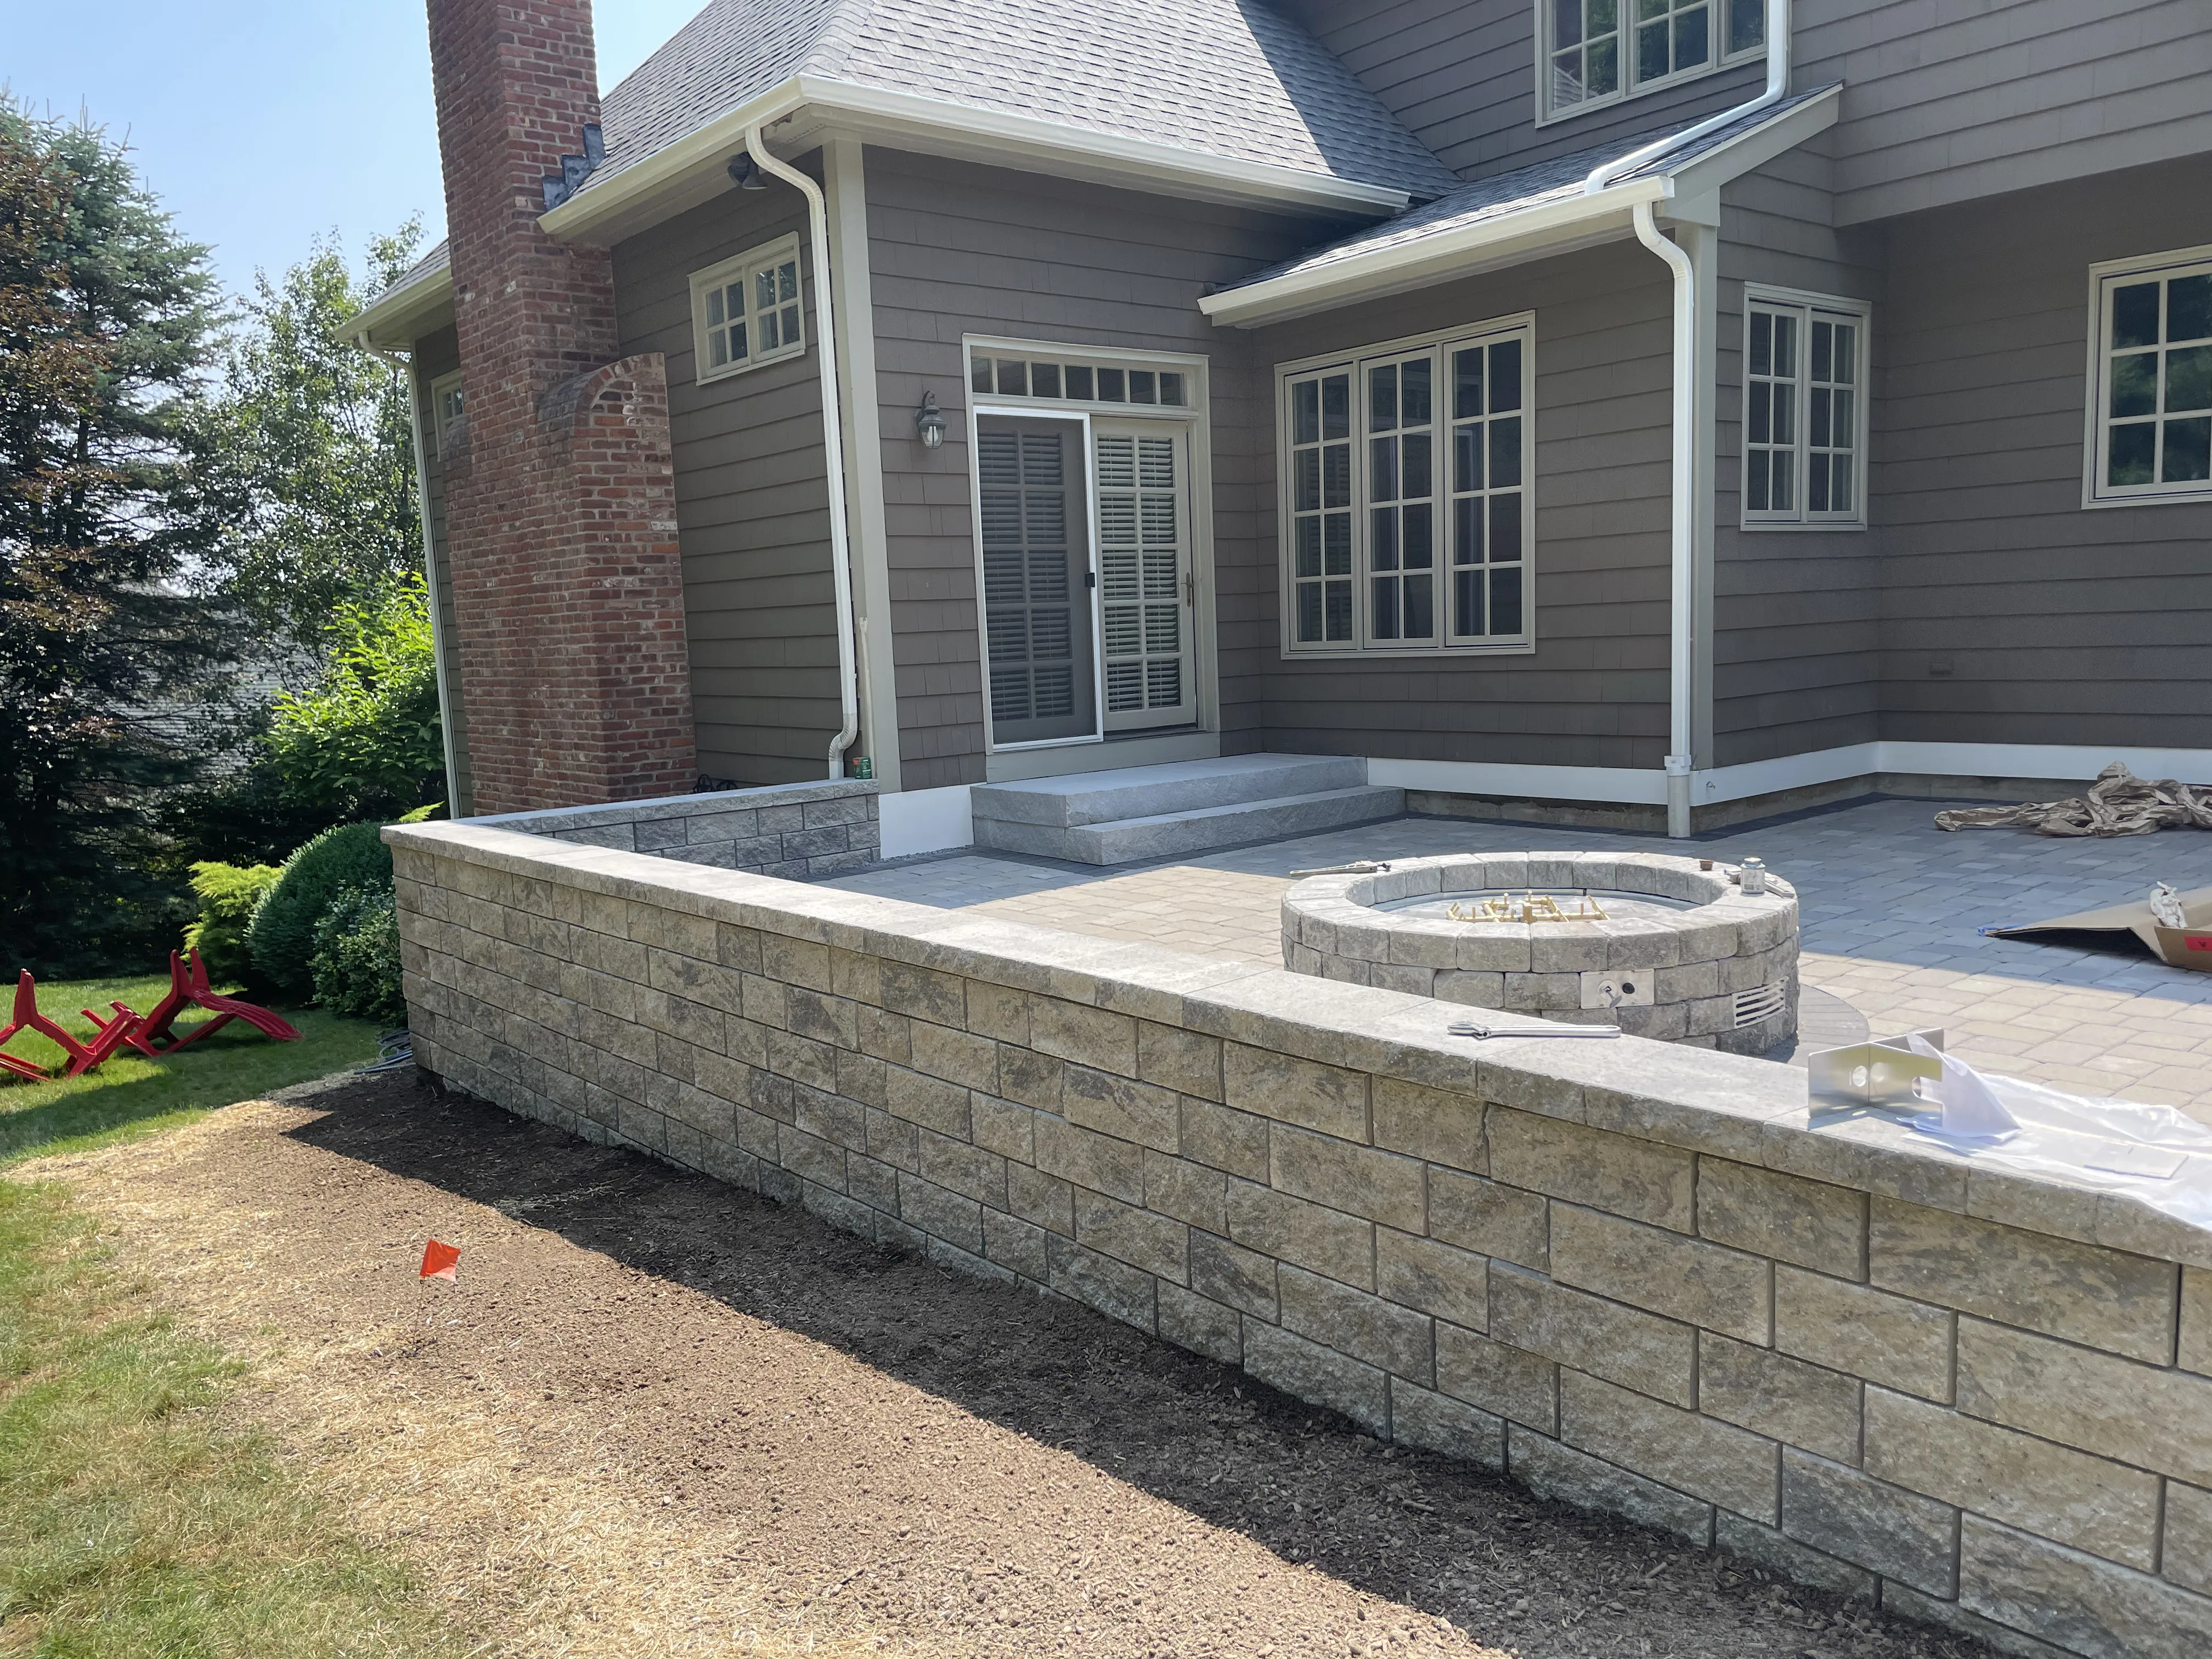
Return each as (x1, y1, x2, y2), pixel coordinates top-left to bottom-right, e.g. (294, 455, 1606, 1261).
(180, 862, 283, 985)
(309, 887, 405, 1024)
(246, 822, 392, 996)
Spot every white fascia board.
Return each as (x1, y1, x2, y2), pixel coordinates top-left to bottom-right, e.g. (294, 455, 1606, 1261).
(1200, 86, 1844, 330)
(540, 75, 1409, 247)
(352, 252, 455, 350)
(1199, 178, 1668, 328)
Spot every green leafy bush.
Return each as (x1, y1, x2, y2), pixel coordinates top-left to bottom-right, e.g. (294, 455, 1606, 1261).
(246, 822, 392, 996)
(309, 887, 405, 1024)
(262, 577, 444, 821)
(180, 862, 282, 985)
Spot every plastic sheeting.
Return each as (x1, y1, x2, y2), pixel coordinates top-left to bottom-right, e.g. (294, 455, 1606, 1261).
(1934, 761, 2212, 837)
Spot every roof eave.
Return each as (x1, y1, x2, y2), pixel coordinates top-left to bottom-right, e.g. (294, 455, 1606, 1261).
(539, 74, 1417, 246)
(1200, 82, 1843, 329)
(352, 252, 455, 351)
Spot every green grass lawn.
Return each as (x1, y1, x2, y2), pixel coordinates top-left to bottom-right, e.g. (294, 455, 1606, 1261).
(0, 975, 386, 1167)
(0, 1178, 474, 1656)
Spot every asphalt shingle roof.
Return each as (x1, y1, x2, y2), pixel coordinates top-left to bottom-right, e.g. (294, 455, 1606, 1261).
(592, 0, 1459, 198)
(1217, 84, 1840, 295)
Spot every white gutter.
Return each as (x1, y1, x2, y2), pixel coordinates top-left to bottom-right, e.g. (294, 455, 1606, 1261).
(1585, 0, 1791, 195)
(744, 128, 861, 779)
(1603, 0, 1790, 837)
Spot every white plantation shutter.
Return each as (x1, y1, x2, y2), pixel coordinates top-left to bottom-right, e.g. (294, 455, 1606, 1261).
(1093, 428, 1193, 726)
(978, 419, 1095, 744)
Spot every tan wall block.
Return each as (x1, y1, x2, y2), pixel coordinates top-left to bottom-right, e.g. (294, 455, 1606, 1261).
(784, 986, 860, 1052)
(1779, 1448, 1958, 1595)
(1428, 1169, 1549, 1270)
(1436, 1322, 1556, 1432)
(883, 1065, 972, 1137)
(1243, 1322, 1388, 1436)
(1389, 1380, 1504, 1469)
(1372, 1077, 1487, 1173)
(1774, 1266, 1955, 1401)
(878, 960, 966, 1026)
(1550, 1204, 1771, 1344)
(2185, 1267, 2212, 1377)
(1223, 1043, 1369, 1142)
(1377, 1228, 1489, 1330)
(1007, 1164, 1074, 1235)
(996, 1046, 1064, 1112)
(1031, 997, 1137, 1075)
(778, 1125, 848, 1192)
(1033, 1114, 1145, 1205)
(1956, 1317, 2212, 1487)
(896, 1172, 984, 1254)
(908, 1019, 998, 1091)
(1960, 1514, 2212, 1659)
(1863, 1386, 2160, 1570)
(1279, 1265, 1434, 1384)
(1143, 1150, 1228, 1232)
(1046, 1233, 1156, 1332)
(1714, 1515, 1877, 1602)
(1506, 1426, 1712, 1544)
(969, 1093, 1035, 1162)
(793, 1087, 867, 1153)
(1224, 1178, 1375, 1290)
(864, 1106, 918, 1172)
(1487, 1109, 1695, 1232)
(1138, 1020, 1222, 1102)
(1074, 1190, 1189, 1282)
(1699, 1159, 1866, 1278)
(1062, 1063, 1181, 1154)
(1191, 1231, 1278, 1319)
(1158, 1283, 1242, 1364)
(1178, 1097, 1269, 1181)
(760, 933, 834, 994)
(964, 979, 1030, 1044)
(1870, 1196, 2177, 1364)
(1698, 1334, 1862, 1465)
(982, 1207, 1050, 1282)
(1488, 1264, 1695, 1407)
(917, 1129, 1009, 1210)
(1561, 1370, 1780, 1523)
(2165, 1481, 2212, 1595)
(1271, 1126, 1425, 1232)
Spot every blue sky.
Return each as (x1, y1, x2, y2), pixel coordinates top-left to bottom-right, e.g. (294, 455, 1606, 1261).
(8, 1, 708, 297)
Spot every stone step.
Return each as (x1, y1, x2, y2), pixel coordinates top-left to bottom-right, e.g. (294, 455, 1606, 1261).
(975, 784, 1404, 865)
(970, 753, 1369, 830)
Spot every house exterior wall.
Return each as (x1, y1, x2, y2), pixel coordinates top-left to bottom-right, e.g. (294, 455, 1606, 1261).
(611, 168, 840, 787)
(1874, 155, 2212, 752)
(412, 323, 475, 814)
(1279, 0, 2212, 222)
(1243, 242, 1678, 771)
(860, 148, 1329, 789)
(1711, 145, 1887, 768)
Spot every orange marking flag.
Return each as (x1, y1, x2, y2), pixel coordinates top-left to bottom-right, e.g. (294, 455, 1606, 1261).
(419, 1239, 461, 1281)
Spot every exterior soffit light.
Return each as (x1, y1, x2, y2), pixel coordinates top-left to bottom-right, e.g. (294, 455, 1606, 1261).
(915, 389, 947, 449)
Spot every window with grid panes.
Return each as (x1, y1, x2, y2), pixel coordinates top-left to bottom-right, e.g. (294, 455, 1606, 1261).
(689, 235, 804, 383)
(2090, 249, 2212, 503)
(1538, 0, 1766, 121)
(1283, 319, 1533, 655)
(1742, 290, 1867, 527)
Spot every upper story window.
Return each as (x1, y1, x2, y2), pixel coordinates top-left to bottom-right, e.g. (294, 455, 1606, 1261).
(2087, 245, 2212, 506)
(428, 369, 465, 450)
(1543, 0, 1769, 122)
(1741, 286, 1870, 529)
(689, 234, 804, 385)
(1279, 317, 1535, 657)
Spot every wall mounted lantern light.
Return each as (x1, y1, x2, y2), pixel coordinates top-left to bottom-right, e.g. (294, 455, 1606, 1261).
(915, 390, 947, 449)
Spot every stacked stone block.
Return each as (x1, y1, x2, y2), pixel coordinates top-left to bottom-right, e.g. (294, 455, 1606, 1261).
(477, 778, 879, 879)
(390, 819, 2212, 1659)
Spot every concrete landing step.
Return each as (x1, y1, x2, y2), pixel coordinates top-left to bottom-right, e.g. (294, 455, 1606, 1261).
(975, 783, 1403, 865)
(970, 753, 1367, 830)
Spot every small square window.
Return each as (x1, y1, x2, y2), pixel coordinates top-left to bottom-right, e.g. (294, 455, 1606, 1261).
(689, 235, 805, 384)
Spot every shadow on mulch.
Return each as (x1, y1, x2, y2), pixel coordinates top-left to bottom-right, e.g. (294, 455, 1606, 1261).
(285, 1074, 1988, 1659)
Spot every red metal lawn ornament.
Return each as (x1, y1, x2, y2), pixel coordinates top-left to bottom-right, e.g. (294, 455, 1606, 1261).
(0, 970, 139, 1080)
(116, 950, 302, 1057)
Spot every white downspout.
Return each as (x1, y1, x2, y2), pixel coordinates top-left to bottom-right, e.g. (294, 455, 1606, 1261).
(1593, 0, 1790, 836)
(746, 128, 862, 778)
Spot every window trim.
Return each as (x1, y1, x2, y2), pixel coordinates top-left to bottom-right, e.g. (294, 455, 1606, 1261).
(428, 368, 465, 451)
(2083, 242, 2212, 509)
(1737, 283, 1871, 532)
(1532, 0, 1770, 127)
(1276, 314, 1538, 661)
(687, 233, 805, 385)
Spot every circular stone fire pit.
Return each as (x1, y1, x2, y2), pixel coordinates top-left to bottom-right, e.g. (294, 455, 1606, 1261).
(1281, 852, 1798, 1052)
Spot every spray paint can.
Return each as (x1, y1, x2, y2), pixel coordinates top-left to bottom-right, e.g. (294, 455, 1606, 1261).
(1740, 856, 1768, 895)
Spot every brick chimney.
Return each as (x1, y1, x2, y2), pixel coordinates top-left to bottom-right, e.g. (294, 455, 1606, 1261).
(425, 0, 696, 813)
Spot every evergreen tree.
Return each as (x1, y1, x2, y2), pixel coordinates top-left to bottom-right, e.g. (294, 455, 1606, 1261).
(0, 105, 229, 973)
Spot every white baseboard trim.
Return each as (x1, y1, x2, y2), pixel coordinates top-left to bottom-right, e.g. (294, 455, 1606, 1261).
(1373, 742, 2212, 812)
(879, 783, 975, 859)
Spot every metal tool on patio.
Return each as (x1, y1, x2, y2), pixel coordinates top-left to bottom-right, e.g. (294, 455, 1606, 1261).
(1804, 1028, 1946, 1109)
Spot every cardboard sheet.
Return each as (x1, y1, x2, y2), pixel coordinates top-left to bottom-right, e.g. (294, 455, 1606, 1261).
(1984, 885, 2212, 972)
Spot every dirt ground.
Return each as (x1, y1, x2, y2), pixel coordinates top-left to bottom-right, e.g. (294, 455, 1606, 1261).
(22, 1072, 1993, 1659)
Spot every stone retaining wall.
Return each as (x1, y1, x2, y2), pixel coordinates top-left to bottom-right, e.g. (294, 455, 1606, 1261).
(471, 778, 878, 879)
(389, 819, 2212, 1659)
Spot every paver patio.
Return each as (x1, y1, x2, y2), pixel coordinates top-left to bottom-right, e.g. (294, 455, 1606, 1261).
(825, 795, 2212, 1123)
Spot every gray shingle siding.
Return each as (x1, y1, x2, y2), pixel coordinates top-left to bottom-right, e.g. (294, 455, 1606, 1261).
(611, 173, 844, 785)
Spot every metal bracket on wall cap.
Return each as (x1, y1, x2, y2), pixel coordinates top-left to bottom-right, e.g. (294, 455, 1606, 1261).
(1450, 1020, 1622, 1041)
(1806, 1029, 1945, 1109)
(1288, 861, 1392, 877)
